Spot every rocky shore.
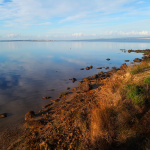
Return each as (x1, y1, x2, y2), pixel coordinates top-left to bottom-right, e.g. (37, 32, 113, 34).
(1, 49, 150, 150)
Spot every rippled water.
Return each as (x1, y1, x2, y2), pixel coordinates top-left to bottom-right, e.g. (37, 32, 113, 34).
(0, 40, 150, 131)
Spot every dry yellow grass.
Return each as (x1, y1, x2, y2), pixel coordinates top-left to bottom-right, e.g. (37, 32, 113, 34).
(90, 60, 150, 149)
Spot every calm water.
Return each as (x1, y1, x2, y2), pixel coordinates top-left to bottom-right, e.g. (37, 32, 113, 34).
(0, 39, 150, 131)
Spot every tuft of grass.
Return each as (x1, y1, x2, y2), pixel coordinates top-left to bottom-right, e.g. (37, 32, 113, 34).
(130, 66, 143, 75)
(124, 84, 146, 106)
(144, 77, 150, 85)
(129, 61, 149, 75)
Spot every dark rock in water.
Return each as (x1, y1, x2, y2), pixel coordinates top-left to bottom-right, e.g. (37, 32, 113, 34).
(80, 68, 84, 70)
(120, 63, 128, 70)
(97, 67, 102, 69)
(89, 65, 93, 69)
(98, 71, 104, 75)
(25, 111, 35, 121)
(105, 67, 109, 70)
(92, 74, 98, 79)
(125, 60, 129, 62)
(0, 113, 7, 118)
(42, 103, 52, 109)
(51, 99, 60, 103)
(106, 58, 110, 61)
(133, 58, 142, 62)
(86, 67, 90, 70)
(42, 96, 51, 99)
(69, 78, 77, 83)
(67, 87, 70, 90)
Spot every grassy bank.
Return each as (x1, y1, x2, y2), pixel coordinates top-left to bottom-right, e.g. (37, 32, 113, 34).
(8, 50, 150, 150)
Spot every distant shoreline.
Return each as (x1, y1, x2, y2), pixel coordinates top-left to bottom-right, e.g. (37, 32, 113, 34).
(1, 37, 150, 42)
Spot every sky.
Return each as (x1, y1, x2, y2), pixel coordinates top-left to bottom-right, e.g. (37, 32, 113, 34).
(0, 0, 150, 40)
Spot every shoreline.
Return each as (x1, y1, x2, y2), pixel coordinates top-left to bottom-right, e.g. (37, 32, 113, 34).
(1, 49, 150, 149)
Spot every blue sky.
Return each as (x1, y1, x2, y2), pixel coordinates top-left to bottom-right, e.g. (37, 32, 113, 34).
(0, 0, 150, 40)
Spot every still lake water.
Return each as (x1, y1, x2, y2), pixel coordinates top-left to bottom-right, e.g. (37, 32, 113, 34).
(0, 39, 150, 131)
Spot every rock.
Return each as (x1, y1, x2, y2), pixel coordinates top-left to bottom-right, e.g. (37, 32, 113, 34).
(42, 103, 52, 108)
(42, 97, 51, 99)
(89, 65, 93, 69)
(79, 81, 83, 84)
(79, 82, 92, 92)
(80, 68, 84, 70)
(69, 78, 77, 83)
(86, 67, 90, 70)
(25, 111, 35, 121)
(67, 87, 70, 90)
(83, 78, 89, 82)
(133, 58, 142, 62)
(51, 99, 59, 103)
(98, 71, 104, 75)
(97, 67, 102, 69)
(105, 67, 109, 70)
(120, 63, 128, 70)
(125, 60, 129, 62)
(106, 58, 110, 61)
(0, 113, 7, 118)
(92, 74, 98, 79)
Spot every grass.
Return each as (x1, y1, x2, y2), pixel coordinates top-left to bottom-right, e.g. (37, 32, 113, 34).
(124, 84, 146, 106)
(144, 77, 150, 90)
(129, 61, 149, 75)
(90, 59, 150, 149)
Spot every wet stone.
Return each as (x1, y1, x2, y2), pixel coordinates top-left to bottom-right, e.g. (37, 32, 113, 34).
(92, 74, 98, 79)
(42, 97, 51, 99)
(0, 113, 7, 118)
(80, 68, 84, 70)
(120, 63, 128, 70)
(86, 67, 90, 70)
(25, 111, 35, 121)
(69, 78, 77, 83)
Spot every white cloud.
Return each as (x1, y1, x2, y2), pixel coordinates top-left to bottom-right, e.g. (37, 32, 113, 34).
(0, 0, 139, 25)
(72, 33, 83, 37)
(102, 30, 150, 36)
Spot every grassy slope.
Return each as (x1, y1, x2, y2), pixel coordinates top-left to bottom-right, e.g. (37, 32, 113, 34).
(8, 55, 150, 150)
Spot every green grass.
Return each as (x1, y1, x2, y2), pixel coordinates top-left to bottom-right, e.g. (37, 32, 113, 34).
(144, 77, 150, 85)
(124, 84, 146, 106)
(130, 66, 143, 75)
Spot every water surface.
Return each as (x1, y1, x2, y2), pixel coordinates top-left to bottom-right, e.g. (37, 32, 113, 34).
(0, 40, 150, 131)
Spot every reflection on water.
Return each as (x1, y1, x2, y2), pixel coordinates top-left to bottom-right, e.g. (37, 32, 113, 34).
(0, 40, 150, 132)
